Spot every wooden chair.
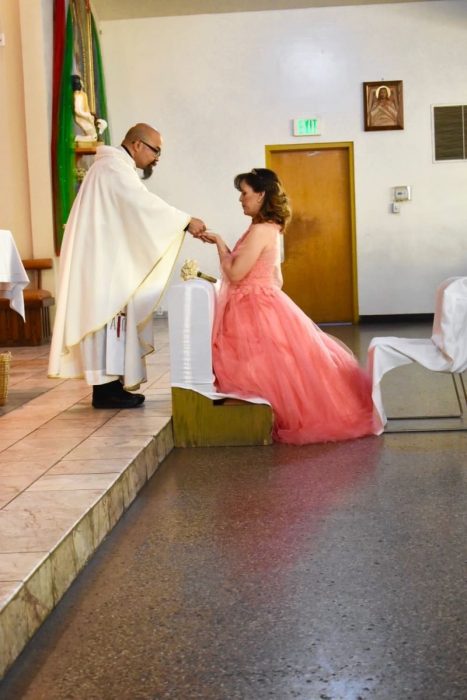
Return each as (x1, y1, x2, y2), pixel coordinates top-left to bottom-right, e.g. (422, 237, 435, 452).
(0, 258, 55, 346)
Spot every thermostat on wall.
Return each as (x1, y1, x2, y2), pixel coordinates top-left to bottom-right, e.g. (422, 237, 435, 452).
(393, 185, 411, 201)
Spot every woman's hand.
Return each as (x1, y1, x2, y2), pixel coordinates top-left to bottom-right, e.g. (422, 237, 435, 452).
(199, 231, 220, 244)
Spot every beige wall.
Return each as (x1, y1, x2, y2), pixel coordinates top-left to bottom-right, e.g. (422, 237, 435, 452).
(0, 0, 32, 255)
(18, 0, 55, 272)
(0, 0, 55, 290)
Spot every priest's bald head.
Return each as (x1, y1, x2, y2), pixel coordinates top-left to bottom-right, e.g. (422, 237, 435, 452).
(122, 123, 162, 179)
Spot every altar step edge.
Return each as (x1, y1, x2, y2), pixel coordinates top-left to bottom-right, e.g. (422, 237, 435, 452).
(0, 421, 174, 680)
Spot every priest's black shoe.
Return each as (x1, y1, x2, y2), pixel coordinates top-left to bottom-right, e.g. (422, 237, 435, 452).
(92, 381, 145, 409)
(109, 381, 145, 405)
(92, 392, 143, 409)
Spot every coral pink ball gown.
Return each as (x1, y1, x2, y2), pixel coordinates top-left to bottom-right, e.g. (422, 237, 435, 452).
(212, 224, 382, 444)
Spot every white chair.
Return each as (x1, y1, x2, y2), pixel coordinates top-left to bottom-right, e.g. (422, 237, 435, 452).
(368, 277, 467, 432)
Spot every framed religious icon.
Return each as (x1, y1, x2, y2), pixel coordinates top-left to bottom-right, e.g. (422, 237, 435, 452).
(363, 80, 404, 131)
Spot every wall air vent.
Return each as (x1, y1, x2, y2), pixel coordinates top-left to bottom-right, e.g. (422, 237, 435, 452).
(433, 105, 467, 161)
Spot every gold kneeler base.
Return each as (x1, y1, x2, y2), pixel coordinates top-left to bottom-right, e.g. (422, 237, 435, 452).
(171, 387, 273, 447)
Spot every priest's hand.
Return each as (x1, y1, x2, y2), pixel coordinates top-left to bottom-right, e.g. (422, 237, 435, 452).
(186, 217, 207, 238)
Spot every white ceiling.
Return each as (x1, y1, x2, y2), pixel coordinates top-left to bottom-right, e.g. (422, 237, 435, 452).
(92, 0, 435, 21)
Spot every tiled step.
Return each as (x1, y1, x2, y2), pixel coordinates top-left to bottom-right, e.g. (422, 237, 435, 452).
(0, 319, 175, 678)
(0, 415, 174, 678)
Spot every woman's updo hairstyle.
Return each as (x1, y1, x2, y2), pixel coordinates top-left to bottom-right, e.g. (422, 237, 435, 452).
(234, 168, 292, 231)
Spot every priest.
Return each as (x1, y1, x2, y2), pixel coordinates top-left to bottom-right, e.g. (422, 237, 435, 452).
(48, 123, 207, 408)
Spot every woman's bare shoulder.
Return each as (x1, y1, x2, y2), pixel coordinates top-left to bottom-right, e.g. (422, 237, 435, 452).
(249, 222, 280, 239)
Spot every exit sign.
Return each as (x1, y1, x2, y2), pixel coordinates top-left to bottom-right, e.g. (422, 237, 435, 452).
(293, 118, 321, 136)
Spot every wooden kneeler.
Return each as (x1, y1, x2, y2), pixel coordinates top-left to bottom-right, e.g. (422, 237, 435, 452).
(172, 387, 273, 447)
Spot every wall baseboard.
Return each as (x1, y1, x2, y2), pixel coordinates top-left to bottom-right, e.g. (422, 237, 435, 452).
(359, 313, 434, 324)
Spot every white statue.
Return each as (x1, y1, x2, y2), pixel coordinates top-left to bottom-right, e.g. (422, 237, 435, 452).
(72, 74, 107, 143)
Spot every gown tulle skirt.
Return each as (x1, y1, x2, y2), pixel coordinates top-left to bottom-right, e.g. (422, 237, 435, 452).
(213, 284, 381, 444)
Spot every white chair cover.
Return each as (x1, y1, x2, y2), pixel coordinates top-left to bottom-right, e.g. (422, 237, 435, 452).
(368, 277, 467, 425)
(167, 279, 270, 405)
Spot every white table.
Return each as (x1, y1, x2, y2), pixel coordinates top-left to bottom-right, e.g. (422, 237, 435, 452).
(0, 229, 29, 321)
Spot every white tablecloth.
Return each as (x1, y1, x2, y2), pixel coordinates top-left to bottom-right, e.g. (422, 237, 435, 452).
(168, 279, 270, 405)
(0, 229, 29, 321)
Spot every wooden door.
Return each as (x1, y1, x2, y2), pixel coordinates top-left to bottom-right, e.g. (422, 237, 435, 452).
(267, 144, 357, 323)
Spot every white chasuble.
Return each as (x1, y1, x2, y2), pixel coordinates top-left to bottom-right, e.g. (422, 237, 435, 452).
(48, 146, 190, 388)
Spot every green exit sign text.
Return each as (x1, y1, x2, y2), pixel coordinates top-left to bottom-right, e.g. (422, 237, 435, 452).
(293, 118, 321, 136)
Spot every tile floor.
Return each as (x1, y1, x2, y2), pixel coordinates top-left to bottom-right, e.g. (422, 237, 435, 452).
(0, 319, 174, 677)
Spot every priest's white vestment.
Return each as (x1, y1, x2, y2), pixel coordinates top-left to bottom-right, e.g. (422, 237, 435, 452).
(48, 146, 190, 389)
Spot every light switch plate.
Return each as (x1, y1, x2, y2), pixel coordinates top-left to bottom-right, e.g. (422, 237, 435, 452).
(394, 185, 411, 201)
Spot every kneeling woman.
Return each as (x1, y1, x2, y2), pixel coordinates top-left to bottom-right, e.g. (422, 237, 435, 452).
(204, 168, 382, 444)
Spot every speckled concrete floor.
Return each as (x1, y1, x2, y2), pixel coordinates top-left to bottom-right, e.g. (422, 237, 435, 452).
(1, 431, 466, 700)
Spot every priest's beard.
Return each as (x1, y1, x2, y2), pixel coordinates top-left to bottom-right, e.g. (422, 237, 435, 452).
(142, 164, 153, 180)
